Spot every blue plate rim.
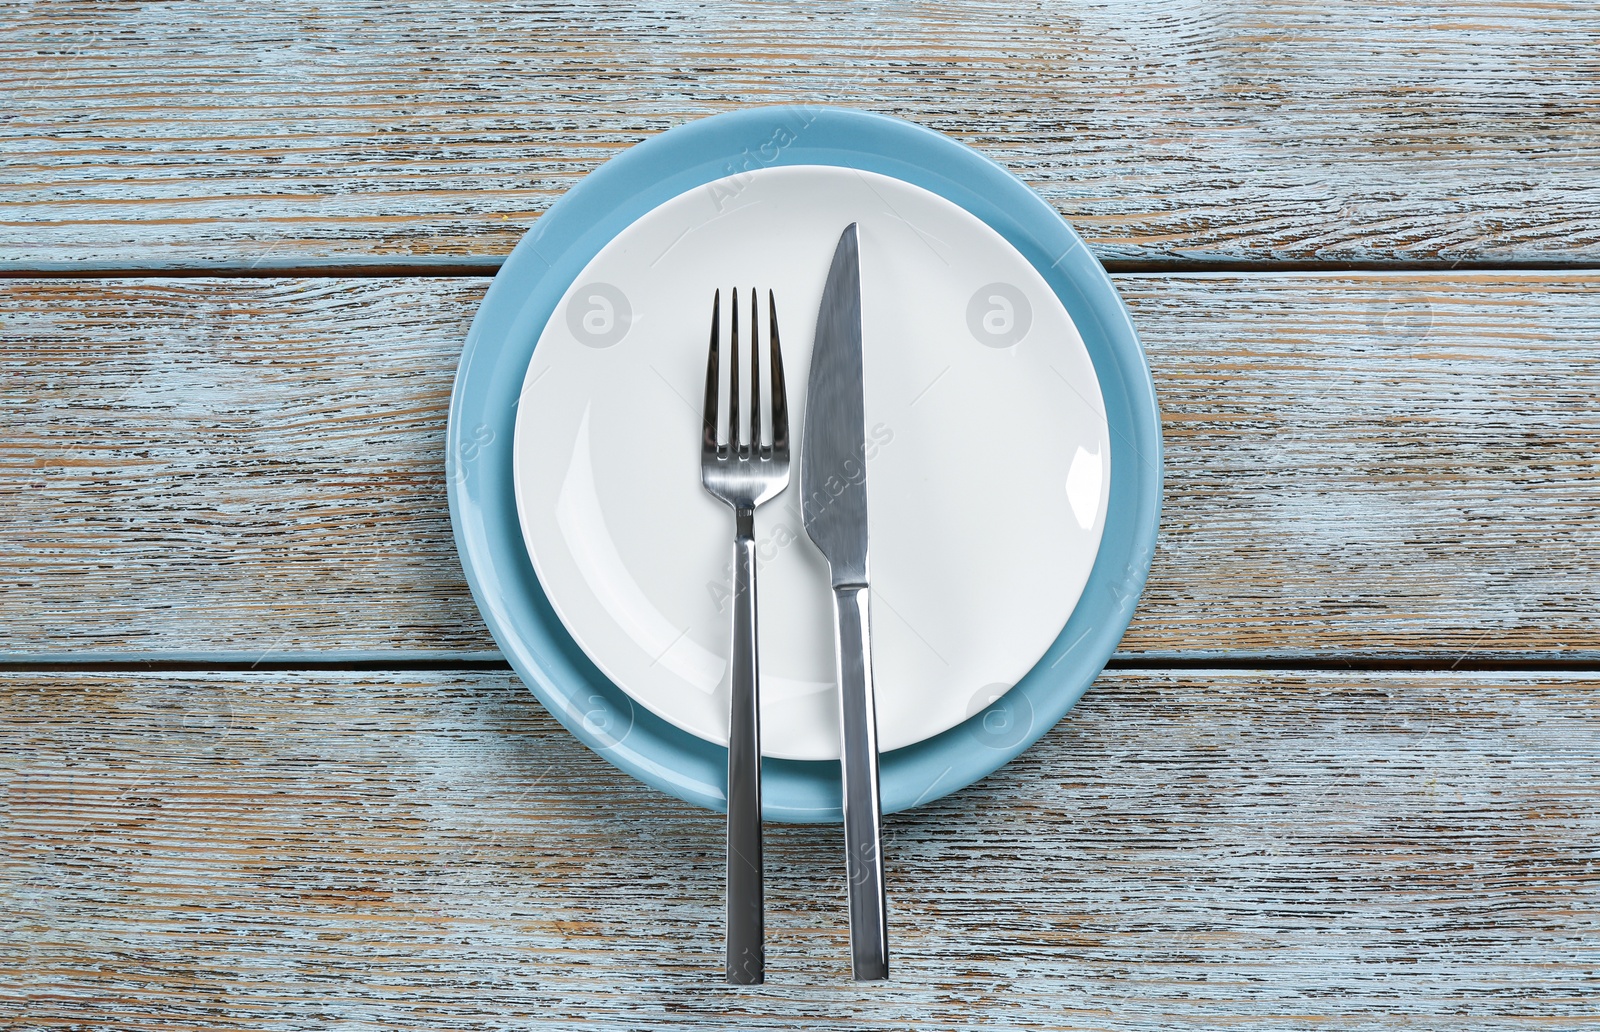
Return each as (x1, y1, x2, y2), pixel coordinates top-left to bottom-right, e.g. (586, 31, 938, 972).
(447, 105, 1162, 823)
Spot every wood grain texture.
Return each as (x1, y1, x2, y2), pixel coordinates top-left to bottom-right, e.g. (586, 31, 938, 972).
(0, 276, 488, 655)
(4, 0, 1600, 268)
(3, 668, 1595, 1028)
(5, 273, 1600, 659)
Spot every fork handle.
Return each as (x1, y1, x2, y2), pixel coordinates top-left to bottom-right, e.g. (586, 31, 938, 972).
(832, 582, 889, 981)
(726, 508, 764, 984)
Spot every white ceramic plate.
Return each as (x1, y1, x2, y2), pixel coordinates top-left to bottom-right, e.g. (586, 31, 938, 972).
(512, 164, 1109, 761)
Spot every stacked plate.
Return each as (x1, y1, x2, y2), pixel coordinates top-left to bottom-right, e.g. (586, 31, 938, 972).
(448, 107, 1161, 822)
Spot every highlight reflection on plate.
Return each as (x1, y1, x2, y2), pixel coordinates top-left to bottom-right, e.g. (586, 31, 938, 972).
(512, 165, 1110, 761)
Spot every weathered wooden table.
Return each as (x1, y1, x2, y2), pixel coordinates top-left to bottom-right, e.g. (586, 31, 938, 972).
(5, 2, 1598, 1027)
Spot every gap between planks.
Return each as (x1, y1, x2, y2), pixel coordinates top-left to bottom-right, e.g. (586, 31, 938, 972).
(8, 259, 1600, 280)
(5, 653, 1600, 675)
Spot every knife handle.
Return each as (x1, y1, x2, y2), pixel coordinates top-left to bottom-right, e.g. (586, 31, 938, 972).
(726, 513, 764, 984)
(831, 582, 889, 981)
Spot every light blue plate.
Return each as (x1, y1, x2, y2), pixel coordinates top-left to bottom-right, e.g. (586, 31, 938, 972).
(447, 107, 1161, 823)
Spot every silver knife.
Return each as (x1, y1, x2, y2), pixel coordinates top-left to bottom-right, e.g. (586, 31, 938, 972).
(801, 223, 889, 981)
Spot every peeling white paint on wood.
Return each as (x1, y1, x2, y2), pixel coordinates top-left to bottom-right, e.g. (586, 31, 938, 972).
(2, 0, 1598, 266)
(3, 273, 1598, 658)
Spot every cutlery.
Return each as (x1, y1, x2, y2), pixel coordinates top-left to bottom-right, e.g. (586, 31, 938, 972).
(801, 223, 890, 980)
(700, 287, 791, 985)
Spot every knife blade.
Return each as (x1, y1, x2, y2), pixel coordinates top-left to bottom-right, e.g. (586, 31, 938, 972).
(802, 224, 869, 585)
(801, 222, 889, 981)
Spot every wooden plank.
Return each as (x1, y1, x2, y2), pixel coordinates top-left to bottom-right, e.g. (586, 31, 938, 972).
(0, 277, 489, 655)
(1131, 270, 1600, 659)
(4, 0, 1599, 268)
(4, 273, 1600, 659)
(3, 668, 1595, 1026)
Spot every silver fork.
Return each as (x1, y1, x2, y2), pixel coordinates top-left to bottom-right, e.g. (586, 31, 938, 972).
(701, 287, 791, 985)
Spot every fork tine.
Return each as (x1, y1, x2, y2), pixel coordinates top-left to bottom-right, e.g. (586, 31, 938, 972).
(767, 290, 788, 456)
(703, 289, 720, 455)
(730, 287, 741, 453)
(749, 288, 762, 456)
